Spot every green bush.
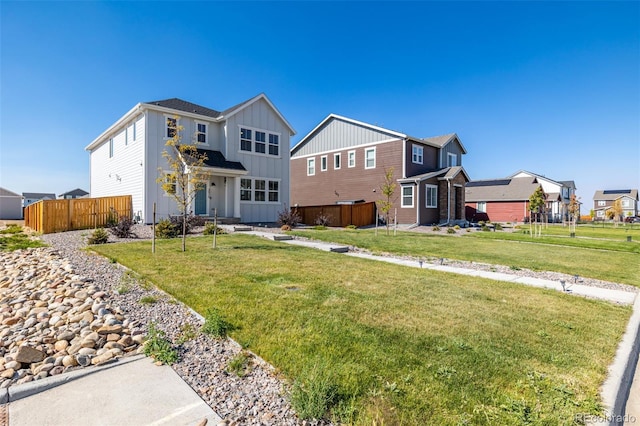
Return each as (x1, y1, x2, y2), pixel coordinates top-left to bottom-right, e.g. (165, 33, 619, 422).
(453, 225, 461, 230)
(481, 225, 491, 232)
(345, 224, 357, 230)
(447, 227, 456, 234)
(313, 225, 327, 230)
(155, 219, 179, 239)
(290, 362, 338, 420)
(143, 322, 178, 365)
(432, 226, 441, 232)
(87, 228, 109, 244)
(201, 307, 233, 338)
(203, 222, 226, 235)
(0, 225, 23, 234)
(494, 223, 503, 231)
(139, 295, 157, 304)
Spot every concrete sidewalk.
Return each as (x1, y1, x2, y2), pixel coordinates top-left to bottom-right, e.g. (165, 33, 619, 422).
(3, 355, 221, 426)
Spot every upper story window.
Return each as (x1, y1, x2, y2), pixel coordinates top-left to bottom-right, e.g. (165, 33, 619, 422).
(125, 127, 129, 146)
(240, 128, 252, 151)
(348, 150, 356, 168)
(166, 116, 178, 138)
(401, 186, 414, 208)
(307, 158, 315, 176)
(255, 131, 266, 153)
(196, 122, 208, 144)
(269, 134, 279, 156)
(334, 153, 341, 170)
(598, 200, 605, 206)
(109, 138, 114, 158)
(426, 184, 437, 208)
(132, 122, 137, 141)
(412, 144, 423, 164)
(365, 147, 376, 169)
(477, 202, 486, 213)
(321, 155, 328, 171)
(447, 153, 457, 167)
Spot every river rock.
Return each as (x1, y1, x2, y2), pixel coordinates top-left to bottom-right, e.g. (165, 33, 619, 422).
(15, 346, 45, 364)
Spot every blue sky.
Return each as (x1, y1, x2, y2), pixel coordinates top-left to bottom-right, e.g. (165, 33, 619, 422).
(1, 1, 638, 213)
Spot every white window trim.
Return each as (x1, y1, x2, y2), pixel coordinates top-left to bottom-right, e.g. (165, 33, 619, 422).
(425, 184, 437, 208)
(195, 120, 209, 145)
(334, 153, 341, 170)
(401, 185, 414, 208)
(240, 178, 252, 202)
(412, 144, 423, 165)
(321, 155, 328, 172)
(477, 201, 486, 213)
(307, 157, 316, 176)
(237, 125, 282, 158)
(164, 115, 179, 140)
(598, 200, 605, 206)
(162, 171, 177, 197)
(447, 152, 457, 167)
(348, 150, 356, 168)
(239, 177, 281, 205)
(132, 121, 137, 142)
(365, 147, 376, 169)
(109, 138, 114, 158)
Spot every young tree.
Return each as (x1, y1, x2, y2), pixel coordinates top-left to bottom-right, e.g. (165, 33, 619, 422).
(157, 118, 209, 251)
(567, 194, 581, 235)
(528, 186, 546, 237)
(609, 199, 624, 227)
(376, 167, 397, 236)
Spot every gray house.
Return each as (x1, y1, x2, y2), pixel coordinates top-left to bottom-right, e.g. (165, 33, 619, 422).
(58, 188, 89, 199)
(86, 93, 295, 224)
(22, 192, 56, 208)
(0, 187, 23, 220)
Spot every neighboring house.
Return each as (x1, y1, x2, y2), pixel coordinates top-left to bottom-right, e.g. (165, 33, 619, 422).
(593, 189, 639, 220)
(465, 171, 576, 223)
(85, 94, 295, 224)
(290, 114, 469, 225)
(22, 192, 56, 208)
(58, 188, 89, 199)
(465, 176, 549, 223)
(0, 187, 23, 220)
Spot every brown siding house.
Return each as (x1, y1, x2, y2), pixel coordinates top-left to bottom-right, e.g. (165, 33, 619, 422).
(290, 114, 469, 225)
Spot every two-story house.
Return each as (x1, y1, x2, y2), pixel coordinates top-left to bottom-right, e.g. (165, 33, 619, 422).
(58, 188, 89, 199)
(290, 114, 469, 225)
(86, 93, 295, 224)
(593, 189, 639, 220)
(22, 192, 56, 208)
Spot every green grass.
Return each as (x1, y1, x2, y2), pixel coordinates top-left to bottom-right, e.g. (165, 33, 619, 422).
(290, 228, 640, 286)
(0, 226, 46, 251)
(92, 235, 631, 424)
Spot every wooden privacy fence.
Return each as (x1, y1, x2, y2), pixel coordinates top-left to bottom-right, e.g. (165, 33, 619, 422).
(24, 195, 132, 234)
(295, 202, 376, 227)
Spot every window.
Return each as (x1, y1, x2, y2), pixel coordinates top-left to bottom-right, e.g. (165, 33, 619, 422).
(164, 173, 176, 195)
(447, 153, 457, 167)
(254, 180, 266, 201)
(132, 122, 136, 141)
(125, 127, 128, 146)
(425, 185, 437, 208)
(365, 147, 376, 169)
(269, 134, 279, 156)
(401, 186, 414, 208)
(598, 200, 605, 206)
(412, 144, 423, 164)
(348, 150, 356, 168)
(196, 122, 207, 144)
(240, 179, 252, 201)
(166, 117, 177, 138)
(255, 131, 266, 153)
(321, 155, 328, 171)
(269, 181, 279, 202)
(622, 199, 631, 207)
(477, 202, 486, 213)
(307, 158, 316, 176)
(597, 210, 605, 218)
(109, 138, 113, 158)
(334, 153, 341, 170)
(240, 128, 252, 151)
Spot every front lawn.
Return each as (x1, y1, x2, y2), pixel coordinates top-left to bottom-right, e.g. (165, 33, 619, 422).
(92, 234, 631, 425)
(290, 228, 640, 286)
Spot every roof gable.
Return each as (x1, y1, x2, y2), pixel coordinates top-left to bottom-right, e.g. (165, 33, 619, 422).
(593, 189, 639, 201)
(144, 98, 222, 119)
(465, 177, 543, 202)
(0, 187, 21, 197)
(22, 192, 56, 200)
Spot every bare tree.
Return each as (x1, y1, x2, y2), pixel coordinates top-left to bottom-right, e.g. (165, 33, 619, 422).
(157, 117, 209, 251)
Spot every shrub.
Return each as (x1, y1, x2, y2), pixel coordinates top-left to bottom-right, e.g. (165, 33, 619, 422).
(278, 205, 301, 228)
(345, 224, 357, 230)
(0, 225, 23, 234)
(203, 222, 226, 235)
(478, 221, 485, 227)
(313, 225, 327, 230)
(167, 214, 205, 235)
(109, 215, 135, 238)
(143, 322, 178, 365)
(106, 208, 119, 228)
(432, 226, 441, 232)
(481, 225, 491, 232)
(87, 228, 109, 244)
(315, 214, 331, 227)
(155, 219, 180, 239)
(290, 362, 338, 420)
(201, 307, 233, 338)
(453, 225, 461, 230)
(176, 323, 199, 345)
(281, 224, 292, 231)
(494, 223, 503, 231)
(139, 295, 157, 304)
(447, 227, 456, 234)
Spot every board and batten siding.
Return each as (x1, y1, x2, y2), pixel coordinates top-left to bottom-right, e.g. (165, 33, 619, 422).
(90, 114, 145, 220)
(439, 139, 463, 168)
(224, 98, 291, 223)
(292, 117, 401, 158)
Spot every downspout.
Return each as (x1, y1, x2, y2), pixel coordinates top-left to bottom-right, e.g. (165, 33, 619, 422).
(447, 178, 451, 225)
(416, 181, 420, 225)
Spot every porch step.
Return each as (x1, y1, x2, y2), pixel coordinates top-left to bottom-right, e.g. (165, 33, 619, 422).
(273, 235, 293, 241)
(330, 246, 350, 253)
(233, 226, 253, 232)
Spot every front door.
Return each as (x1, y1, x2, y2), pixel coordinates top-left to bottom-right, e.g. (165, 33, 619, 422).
(195, 184, 207, 215)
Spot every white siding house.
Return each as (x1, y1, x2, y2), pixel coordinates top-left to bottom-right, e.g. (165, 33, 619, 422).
(86, 94, 295, 224)
(509, 170, 577, 222)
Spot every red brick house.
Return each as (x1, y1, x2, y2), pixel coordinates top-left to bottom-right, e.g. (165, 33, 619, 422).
(290, 114, 469, 225)
(464, 176, 551, 223)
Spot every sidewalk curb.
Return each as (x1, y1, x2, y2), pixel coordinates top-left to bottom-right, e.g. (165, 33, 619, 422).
(600, 294, 640, 425)
(0, 354, 145, 404)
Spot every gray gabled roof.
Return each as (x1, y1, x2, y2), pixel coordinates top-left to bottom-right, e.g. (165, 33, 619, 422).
(397, 166, 470, 184)
(0, 187, 21, 197)
(593, 189, 639, 201)
(22, 192, 56, 200)
(465, 177, 544, 202)
(59, 188, 89, 197)
(144, 98, 222, 119)
(195, 148, 246, 171)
